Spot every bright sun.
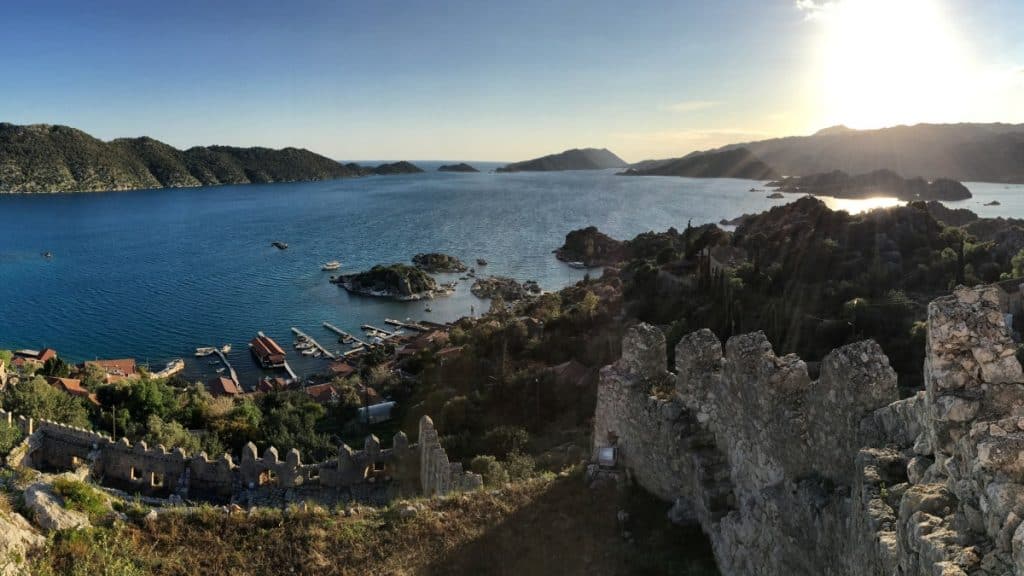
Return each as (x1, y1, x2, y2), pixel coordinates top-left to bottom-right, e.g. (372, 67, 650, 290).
(815, 0, 977, 129)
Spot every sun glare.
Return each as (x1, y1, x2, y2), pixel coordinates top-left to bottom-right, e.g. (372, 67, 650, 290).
(814, 0, 977, 129)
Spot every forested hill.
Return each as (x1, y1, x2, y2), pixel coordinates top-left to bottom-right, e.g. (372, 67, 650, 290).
(497, 147, 627, 172)
(0, 123, 359, 193)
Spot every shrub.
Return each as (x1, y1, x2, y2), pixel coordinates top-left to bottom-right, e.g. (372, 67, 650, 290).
(470, 455, 509, 486)
(52, 477, 108, 520)
(504, 451, 536, 481)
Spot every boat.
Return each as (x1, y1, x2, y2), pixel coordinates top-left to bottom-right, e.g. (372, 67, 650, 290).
(271, 241, 289, 250)
(322, 261, 341, 271)
(477, 258, 487, 266)
(208, 360, 220, 365)
(221, 344, 232, 354)
(301, 349, 315, 356)
(424, 305, 432, 312)
(195, 347, 216, 357)
(215, 367, 226, 374)
(567, 261, 588, 269)
(41, 251, 53, 259)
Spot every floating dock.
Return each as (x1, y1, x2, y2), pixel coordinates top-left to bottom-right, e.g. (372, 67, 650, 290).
(343, 346, 366, 357)
(322, 322, 369, 347)
(361, 323, 395, 336)
(290, 327, 336, 360)
(282, 360, 298, 382)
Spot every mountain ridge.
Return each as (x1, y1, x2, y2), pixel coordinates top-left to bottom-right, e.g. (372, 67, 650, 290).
(0, 123, 422, 193)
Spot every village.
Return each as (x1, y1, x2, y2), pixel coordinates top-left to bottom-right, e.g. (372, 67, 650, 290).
(0, 318, 465, 431)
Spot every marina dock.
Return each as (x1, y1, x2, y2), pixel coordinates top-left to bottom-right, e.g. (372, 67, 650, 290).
(384, 318, 429, 332)
(322, 322, 369, 346)
(212, 349, 240, 390)
(282, 360, 298, 381)
(360, 324, 395, 338)
(290, 326, 336, 359)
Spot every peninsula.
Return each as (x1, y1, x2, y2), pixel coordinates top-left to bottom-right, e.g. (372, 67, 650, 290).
(496, 148, 627, 173)
(0, 123, 422, 193)
(618, 147, 779, 180)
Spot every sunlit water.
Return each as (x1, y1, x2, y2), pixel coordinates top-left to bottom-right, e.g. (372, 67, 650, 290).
(0, 166, 1019, 387)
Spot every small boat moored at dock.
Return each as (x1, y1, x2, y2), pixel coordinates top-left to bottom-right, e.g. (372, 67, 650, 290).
(221, 344, 232, 354)
(195, 347, 217, 357)
(322, 261, 341, 271)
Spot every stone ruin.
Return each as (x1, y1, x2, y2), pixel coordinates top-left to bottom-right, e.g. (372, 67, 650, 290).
(592, 285, 1024, 575)
(4, 412, 480, 507)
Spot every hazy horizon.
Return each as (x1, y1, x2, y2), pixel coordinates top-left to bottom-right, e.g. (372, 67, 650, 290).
(3, 0, 1022, 162)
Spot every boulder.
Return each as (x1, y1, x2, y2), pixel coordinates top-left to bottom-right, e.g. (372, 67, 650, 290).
(24, 482, 91, 532)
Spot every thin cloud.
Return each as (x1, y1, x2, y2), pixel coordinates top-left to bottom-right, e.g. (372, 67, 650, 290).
(794, 0, 838, 20)
(663, 100, 720, 113)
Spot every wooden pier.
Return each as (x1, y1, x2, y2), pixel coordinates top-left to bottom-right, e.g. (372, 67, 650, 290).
(384, 318, 429, 332)
(282, 361, 298, 382)
(323, 322, 369, 346)
(212, 349, 240, 390)
(290, 327, 336, 360)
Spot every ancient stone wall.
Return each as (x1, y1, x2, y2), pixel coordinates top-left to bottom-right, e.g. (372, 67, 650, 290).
(11, 412, 479, 506)
(593, 285, 1024, 575)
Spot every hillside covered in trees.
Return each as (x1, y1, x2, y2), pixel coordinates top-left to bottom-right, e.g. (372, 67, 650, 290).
(0, 123, 401, 193)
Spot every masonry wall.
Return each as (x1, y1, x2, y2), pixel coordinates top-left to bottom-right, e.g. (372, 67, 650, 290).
(593, 285, 1024, 575)
(14, 412, 477, 506)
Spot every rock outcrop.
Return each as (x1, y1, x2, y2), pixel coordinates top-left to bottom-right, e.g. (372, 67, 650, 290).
(592, 283, 1024, 575)
(0, 511, 44, 575)
(24, 482, 91, 531)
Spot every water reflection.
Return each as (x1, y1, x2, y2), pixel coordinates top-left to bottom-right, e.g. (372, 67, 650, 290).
(817, 195, 902, 214)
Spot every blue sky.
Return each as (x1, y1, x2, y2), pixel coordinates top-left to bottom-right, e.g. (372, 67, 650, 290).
(2, 0, 1021, 161)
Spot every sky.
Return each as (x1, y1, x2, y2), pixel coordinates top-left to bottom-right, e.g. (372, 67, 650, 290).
(1, 0, 1022, 162)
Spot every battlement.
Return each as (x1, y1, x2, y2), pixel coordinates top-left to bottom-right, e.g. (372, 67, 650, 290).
(592, 285, 1024, 574)
(13, 409, 480, 506)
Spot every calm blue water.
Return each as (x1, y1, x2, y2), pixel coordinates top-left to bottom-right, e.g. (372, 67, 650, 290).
(1, 168, 1020, 387)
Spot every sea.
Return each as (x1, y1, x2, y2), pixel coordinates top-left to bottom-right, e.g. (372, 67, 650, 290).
(1, 162, 1021, 387)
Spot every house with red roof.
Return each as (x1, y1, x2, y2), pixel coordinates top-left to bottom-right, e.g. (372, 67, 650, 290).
(208, 376, 242, 397)
(47, 377, 100, 406)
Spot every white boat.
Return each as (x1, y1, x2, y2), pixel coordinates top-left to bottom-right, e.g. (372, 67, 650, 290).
(195, 347, 216, 357)
(301, 349, 315, 356)
(322, 261, 341, 271)
(215, 367, 226, 374)
(221, 344, 232, 354)
(567, 261, 588, 269)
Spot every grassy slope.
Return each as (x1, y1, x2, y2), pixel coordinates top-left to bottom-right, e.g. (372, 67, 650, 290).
(31, 473, 718, 576)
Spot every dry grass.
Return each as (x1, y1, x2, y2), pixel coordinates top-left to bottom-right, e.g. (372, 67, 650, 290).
(31, 472, 718, 576)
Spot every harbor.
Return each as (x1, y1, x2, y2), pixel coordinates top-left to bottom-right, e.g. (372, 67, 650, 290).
(323, 322, 369, 347)
(290, 326, 336, 360)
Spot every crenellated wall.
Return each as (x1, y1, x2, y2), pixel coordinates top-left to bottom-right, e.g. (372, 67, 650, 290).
(12, 412, 480, 506)
(593, 284, 1024, 575)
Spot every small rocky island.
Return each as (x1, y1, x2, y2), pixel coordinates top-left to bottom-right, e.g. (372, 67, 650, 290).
(554, 226, 628, 267)
(438, 163, 479, 173)
(412, 252, 468, 273)
(332, 263, 450, 300)
(470, 276, 541, 301)
(341, 161, 424, 176)
(768, 169, 972, 201)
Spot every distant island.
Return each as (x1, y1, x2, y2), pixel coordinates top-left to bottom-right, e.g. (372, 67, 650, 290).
(496, 148, 627, 173)
(331, 263, 450, 301)
(0, 123, 422, 193)
(438, 163, 479, 173)
(768, 169, 972, 201)
(618, 147, 779, 180)
(354, 161, 424, 175)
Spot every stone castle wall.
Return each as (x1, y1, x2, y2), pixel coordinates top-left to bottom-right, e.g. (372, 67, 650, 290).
(593, 285, 1024, 575)
(5, 411, 481, 506)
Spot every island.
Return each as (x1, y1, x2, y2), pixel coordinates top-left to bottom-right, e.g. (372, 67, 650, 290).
(470, 276, 541, 301)
(618, 147, 779, 180)
(331, 264, 451, 301)
(554, 226, 628, 267)
(438, 163, 479, 173)
(0, 123, 365, 193)
(496, 148, 627, 173)
(412, 252, 468, 273)
(768, 169, 972, 201)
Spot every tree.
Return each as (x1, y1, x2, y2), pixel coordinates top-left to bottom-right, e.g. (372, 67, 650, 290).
(2, 376, 91, 427)
(40, 356, 71, 378)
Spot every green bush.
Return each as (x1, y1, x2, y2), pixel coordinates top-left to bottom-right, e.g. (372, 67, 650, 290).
(52, 478, 108, 520)
(469, 455, 509, 486)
